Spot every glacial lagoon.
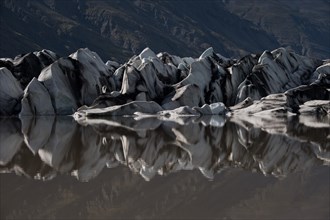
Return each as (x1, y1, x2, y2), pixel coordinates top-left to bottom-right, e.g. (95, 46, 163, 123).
(0, 115, 329, 219)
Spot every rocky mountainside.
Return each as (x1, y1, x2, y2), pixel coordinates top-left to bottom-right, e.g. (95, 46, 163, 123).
(1, 0, 329, 61)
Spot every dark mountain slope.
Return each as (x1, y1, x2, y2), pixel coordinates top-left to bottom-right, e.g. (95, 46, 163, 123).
(0, 0, 329, 61)
(225, 0, 330, 59)
(0, 0, 129, 61)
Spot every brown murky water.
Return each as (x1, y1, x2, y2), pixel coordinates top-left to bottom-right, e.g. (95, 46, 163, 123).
(0, 116, 329, 219)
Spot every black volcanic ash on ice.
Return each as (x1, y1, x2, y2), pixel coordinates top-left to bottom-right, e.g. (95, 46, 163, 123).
(0, 47, 329, 117)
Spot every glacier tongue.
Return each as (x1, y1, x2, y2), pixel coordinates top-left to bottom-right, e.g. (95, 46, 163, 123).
(0, 47, 328, 117)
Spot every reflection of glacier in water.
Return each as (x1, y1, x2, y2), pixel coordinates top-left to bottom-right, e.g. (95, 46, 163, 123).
(0, 115, 329, 182)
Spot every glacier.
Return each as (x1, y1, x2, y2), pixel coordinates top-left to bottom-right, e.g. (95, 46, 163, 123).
(0, 47, 329, 118)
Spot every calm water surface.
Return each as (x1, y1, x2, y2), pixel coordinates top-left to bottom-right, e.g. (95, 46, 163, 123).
(0, 115, 329, 220)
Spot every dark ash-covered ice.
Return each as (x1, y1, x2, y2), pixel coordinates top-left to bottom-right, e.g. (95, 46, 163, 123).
(0, 47, 329, 118)
(1, 47, 329, 182)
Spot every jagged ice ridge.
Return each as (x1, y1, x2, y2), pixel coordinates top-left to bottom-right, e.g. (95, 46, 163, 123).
(0, 47, 329, 118)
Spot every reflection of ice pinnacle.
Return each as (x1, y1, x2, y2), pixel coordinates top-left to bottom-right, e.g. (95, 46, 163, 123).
(0, 114, 329, 182)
